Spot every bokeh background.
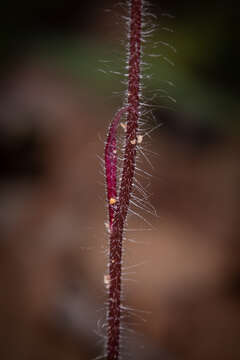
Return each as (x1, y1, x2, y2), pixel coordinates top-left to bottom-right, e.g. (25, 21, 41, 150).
(0, 1, 240, 359)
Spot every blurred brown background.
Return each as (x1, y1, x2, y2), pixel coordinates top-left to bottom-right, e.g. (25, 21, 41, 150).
(0, 1, 240, 359)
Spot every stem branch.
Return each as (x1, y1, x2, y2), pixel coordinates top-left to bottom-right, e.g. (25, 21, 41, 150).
(105, 1, 143, 359)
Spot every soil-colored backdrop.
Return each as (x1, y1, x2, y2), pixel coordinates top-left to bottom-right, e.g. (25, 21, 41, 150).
(0, 1, 239, 359)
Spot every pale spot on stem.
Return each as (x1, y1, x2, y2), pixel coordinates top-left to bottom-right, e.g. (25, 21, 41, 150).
(109, 197, 117, 205)
(120, 122, 127, 131)
(104, 275, 111, 289)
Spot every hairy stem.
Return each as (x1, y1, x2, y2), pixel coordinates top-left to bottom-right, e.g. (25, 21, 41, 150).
(105, 1, 143, 359)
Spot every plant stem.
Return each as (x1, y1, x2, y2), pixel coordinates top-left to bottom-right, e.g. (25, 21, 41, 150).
(105, 1, 143, 359)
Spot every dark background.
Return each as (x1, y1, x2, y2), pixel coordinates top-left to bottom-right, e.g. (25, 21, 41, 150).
(0, 1, 240, 360)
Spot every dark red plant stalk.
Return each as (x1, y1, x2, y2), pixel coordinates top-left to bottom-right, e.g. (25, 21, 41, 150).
(104, 1, 143, 359)
(105, 106, 129, 231)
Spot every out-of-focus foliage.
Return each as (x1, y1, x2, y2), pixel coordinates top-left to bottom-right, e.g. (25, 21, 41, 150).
(0, 2, 239, 360)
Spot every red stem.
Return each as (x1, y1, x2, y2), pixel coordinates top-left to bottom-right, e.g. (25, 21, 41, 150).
(105, 1, 143, 359)
(105, 107, 129, 230)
